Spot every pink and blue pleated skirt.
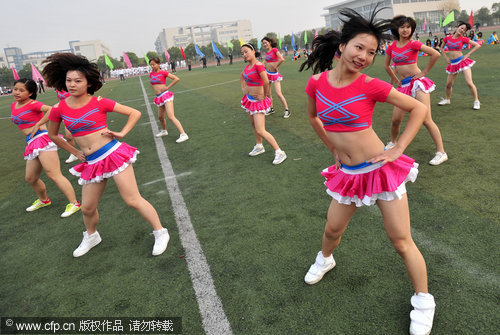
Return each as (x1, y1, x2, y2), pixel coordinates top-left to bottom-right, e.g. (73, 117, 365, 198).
(153, 90, 174, 106)
(70, 139, 139, 185)
(397, 76, 435, 98)
(266, 69, 283, 83)
(321, 155, 419, 207)
(24, 130, 59, 160)
(445, 56, 475, 74)
(241, 94, 272, 115)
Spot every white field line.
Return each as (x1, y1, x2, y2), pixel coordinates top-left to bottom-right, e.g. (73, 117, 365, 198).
(142, 172, 193, 186)
(139, 77, 232, 335)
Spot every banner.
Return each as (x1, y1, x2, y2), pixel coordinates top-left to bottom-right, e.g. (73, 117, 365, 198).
(439, 15, 442, 27)
(257, 39, 261, 49)
(123, 52, 132, 69)
(12, 66, 19, 80)
(442, 11, 454, 26)
(315, 29, 318, 38)
(227, 41, 234, 50)
(164, 48, 170, 62)
(239, 38, 245, 46)
(304, 32, 308, 45)
(144, 54, 150, 65)
(278, 34, 282, 49)
(180, 46, 186, 61)
(292, 33, 296, 51)
(211, 41, 224, 59)
(31, 64, 45, 83)
(194, 44, 205, 58)
(423, 17, 427, 31)
(104, 54, 114, 70)
(468, 10, 474, 27)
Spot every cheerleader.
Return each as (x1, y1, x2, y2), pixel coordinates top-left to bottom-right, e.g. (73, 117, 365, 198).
(438, 21, 481, 109)
(56, 90, 79, 163)
(10, 79, 80, 217)
(300, 8, 435, 335)
(384, 15, 447, 165)
(240, 43, 287, 165)
(149, 57, 188, 143)
(42, 53, 170, 257)
(261, 37, 290, 118)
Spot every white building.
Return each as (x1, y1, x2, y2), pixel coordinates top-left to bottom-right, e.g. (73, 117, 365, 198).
(323, 0, 453, 34)
(155, 20, 253, 53)
(69, 40, 112, 62)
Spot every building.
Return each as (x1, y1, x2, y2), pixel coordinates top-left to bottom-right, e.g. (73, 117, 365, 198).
(69, 40, 112, 62)
(4, 47, 23, 70)
(155, 20, 253, 53)
(323, 0, 452, 35)
(0, 53, 8, 68)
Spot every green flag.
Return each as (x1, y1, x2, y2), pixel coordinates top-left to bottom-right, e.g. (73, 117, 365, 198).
(104, 54, 114, 70)
(304, 32, 308, 45)
(144, 54, 150, 65)
(227, 40, 233, 50)
(442, 11, 454, 26)
(278, 34, 282, 49)
(439, 15, 443, 27)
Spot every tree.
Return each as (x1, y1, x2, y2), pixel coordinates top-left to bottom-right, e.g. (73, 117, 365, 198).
(146, 51, 159, 62)
(18, 64, 32, 79)
(492, 2, 500, 23)
(263, 32, 278, 41)
(167, 47, 182, 62)
(457, 10, 469, 23)
(96, 55, 122, 72)
(440, 0, 460, 13)
(184, 44, 197, 61)
(0, 67, 15, 87)
(283, 34, 292, 49)
(476, 7, 493, 26)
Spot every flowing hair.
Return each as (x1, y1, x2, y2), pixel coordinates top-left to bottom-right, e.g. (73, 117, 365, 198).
(42, 53, 102, 94)
(300, 6, 391, 74)
(390, 15, 416, 40)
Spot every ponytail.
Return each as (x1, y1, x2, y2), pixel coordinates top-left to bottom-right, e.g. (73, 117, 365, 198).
(299, 31, 341, 74)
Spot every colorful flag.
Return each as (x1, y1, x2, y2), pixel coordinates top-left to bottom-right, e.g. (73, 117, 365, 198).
(315, 29, 318, 38)
(12, 66, 19, 80)
(278, 34, 282, 49)
(257, 39, 261, 49)
(439, 15, 443, 27)
(468, 10, 473, 28)
(291, 33, 296, 51)
(194, 44, 205, 58)
(144, 54, 150, 65)
(105, 54, 114, 70)
(180, 46, 186, 61)
(442, 11, 454, 26)
(239, 38, 245, 46)
(212, 41, 224, 59)
(423, 17, 427, 31)
(31, 64, 45, 83)
(227, 41, 234, 50)
(164, 48, 170, 62)
(304, 32, 308, 45)
(123, 52, 132, 69)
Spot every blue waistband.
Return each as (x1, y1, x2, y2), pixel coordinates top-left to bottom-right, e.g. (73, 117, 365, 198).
(156, 90, 170, 98)
(86, 139, 119, 161)
(246, 94, 257, 102)
(450, 56, 463, 64)
(265, 69, 279, 75)
(401, 76, 412, 85)
(26, 129, 47, 142)
(340, 161, 373, 170)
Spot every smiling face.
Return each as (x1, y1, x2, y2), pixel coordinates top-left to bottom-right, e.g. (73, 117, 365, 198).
(455, 24, 468, 36)
(13, 82, 32, 102)
(339, 33, 378, 72)
(398, 22, 412, 40)
(262, 39, 271, 50)
(65, 70, 89, 97)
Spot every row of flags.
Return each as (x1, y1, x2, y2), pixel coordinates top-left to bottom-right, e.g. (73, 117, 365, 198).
(11, 63, 45, 83)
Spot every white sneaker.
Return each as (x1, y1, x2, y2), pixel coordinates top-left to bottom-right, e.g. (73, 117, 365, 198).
(248, 145, 265, 156)
(385, 141, 396, 150)
(155, 130, 168, 137)
(283, 110, 291, 118)
(152, 228, 170, 256)
(409, 292, 436, 335)
(65, 154, 78, 163)
(176, 133, 189, 143)
(473, 100, 480, 110)
(272, 150, 287, 165)
(437, 98, 450, 106)
(73, 231, 102, 257)
(304, 251, 336, 285)
(429, 152, 448, 166)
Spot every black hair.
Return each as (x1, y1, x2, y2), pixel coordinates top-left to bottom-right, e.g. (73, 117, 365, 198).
(150, 57, 161, 64)
(14, 78, 38, 100)
(456, 21, 471, 31)
(261, 36, 277, 48)
(299, 6, 391, 74)
(42, 53, 102, 94)
(390, 15, 416, 40)
(241, 43, 261, 58)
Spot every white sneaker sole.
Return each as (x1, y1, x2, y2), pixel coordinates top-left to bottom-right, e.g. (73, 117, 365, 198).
(305, 262, 336, 285)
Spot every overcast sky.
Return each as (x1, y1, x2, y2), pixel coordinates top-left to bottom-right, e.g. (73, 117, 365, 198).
(1, 0, 496, 57)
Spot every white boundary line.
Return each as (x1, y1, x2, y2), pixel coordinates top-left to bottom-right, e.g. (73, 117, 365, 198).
(139, 78, 232, 335)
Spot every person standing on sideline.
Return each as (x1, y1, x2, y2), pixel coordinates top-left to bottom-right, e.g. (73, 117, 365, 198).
(438, 21, 481, 110)
(37, 78, 45, 94)
(42, 53, 170, 257)
(240, 43, 287, 165)
(149, 57, 188, 142)
(229, 50, 233, 65)
(10, 78, 81, 218)
(300, 8, 435, 335)
(261, 37, 291, 118)
(384, 15, 448, 165)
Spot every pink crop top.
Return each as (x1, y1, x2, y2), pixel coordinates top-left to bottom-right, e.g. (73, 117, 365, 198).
(149, 70, 170, 85)
(56, 90, 70, 100)
(243, 63, 266, 87)
(49, 97, 116, 137)
(443, 36, 470, 51)
(386, 40, 423, 66)
(265, 48, 280, 62)
(305, 72, 392, 132)
(11, 100, 45, 130)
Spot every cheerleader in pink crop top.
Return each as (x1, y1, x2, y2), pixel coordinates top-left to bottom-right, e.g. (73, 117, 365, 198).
(148, 57, 188, 142)
(385, 15, 447, 166)
(261, 37, 290, 118)
(300, 10, 435, 334)
(42, 52, 170, 257)
(240, 43, 287, 165)
(56, 89, 82, 164)
(438, 21, 481, 110)
(9, 78, 80, 217)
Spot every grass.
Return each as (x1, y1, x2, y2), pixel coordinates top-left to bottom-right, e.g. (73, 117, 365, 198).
(0, 45, 499, 334)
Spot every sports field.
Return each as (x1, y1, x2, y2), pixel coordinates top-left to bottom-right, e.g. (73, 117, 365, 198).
(0, 46, 499, 335)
